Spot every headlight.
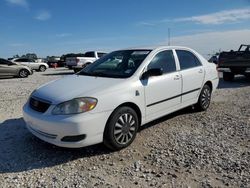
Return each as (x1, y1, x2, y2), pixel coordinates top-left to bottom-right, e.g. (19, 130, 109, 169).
(52, 97, 97, 115)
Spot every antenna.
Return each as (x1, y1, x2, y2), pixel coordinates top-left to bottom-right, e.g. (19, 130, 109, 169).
(168, 28, 171, 46)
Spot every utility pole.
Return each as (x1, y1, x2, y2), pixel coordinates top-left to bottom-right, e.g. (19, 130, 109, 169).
(168, 28, 171, 46)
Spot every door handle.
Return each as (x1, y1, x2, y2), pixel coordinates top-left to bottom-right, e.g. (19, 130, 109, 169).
(174, 75, 180, 80)
(198, 69, 203, 73)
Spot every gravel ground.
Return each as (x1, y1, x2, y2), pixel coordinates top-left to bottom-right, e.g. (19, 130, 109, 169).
(0, 68, 249, 188)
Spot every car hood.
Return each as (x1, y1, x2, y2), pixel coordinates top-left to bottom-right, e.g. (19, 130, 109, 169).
(32, 75, 125, 104)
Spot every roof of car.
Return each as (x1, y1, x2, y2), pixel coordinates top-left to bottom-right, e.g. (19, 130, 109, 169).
(122, 45, 192, 51)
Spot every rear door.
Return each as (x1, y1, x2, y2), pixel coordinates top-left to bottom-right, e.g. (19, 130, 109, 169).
(28, 59, 39, 70)
(175, 50, 205, 103)
(14, 58, 29, 67)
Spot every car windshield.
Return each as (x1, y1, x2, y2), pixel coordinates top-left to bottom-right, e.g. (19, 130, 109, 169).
(78, 50, 151, 78)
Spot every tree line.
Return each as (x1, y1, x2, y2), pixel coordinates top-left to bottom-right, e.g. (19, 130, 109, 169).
(12, 53, 85, 62)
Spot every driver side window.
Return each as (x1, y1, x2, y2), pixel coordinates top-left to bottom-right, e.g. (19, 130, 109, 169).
(147, 50, 176, 74)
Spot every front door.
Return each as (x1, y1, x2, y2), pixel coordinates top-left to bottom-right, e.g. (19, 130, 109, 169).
(143, 50, 182, 121)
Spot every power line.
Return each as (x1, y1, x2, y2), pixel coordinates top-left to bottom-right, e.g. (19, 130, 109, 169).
(168, 28, 171, 46)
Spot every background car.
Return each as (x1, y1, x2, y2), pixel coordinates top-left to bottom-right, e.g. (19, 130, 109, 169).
(0, 58, 32, 78)
(64, 51, 107, 72)
(12, 58, 49, 72)
(217, 44, 250, 81)
(46, 56, 63, 67)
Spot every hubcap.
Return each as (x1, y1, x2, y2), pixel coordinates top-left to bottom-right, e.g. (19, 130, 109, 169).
(201, 88, 211, 109)
(40, 66, 46, 71)
(114, 113, 136, 145)
(20, 70, 27, 77)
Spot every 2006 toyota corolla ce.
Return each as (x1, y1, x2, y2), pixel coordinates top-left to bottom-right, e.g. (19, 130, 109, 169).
(23, 46, 219, 150)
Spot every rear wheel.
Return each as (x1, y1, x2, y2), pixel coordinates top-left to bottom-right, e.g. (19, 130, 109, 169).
(19, 69, 29, 78)
(39, 65, 46, 72)
(223, 72, 234, 81)
(83, 62, 91, 68)
(195, 85, 212, 111)
(104, 107, 139, 151)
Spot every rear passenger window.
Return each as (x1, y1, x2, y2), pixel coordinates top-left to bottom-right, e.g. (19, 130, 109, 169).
(97, 53, 106, 58)
(85, 52, 95, 58)
(15, 59, 23, 62)
(148, 50, 176, 74)
(176, 50, 201, 70)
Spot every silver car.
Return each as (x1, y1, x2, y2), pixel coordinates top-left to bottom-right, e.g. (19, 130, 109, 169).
(0, 58, 32, 78)
(13, 58, 49, 72)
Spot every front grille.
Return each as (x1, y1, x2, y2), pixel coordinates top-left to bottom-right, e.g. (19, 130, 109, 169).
(29, 97, 51, 113)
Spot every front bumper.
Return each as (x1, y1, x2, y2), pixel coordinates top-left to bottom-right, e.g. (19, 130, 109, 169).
(217, 68, 231, 72)
(217, 68, 250, 73)
(23, 103, 112, 148)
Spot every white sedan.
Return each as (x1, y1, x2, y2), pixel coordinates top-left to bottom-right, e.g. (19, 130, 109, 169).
(13, 58, 49, 72)
(23, 46, 219, 150)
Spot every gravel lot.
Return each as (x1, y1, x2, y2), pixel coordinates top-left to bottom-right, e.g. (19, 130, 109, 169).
(0, 68, 249, 188)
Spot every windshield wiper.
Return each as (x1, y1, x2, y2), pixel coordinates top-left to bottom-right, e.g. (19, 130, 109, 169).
(78, 70, 128, 78)
(77, 71, 93, 76)
(78, 71, 109, 77)
(91, 72, 110, 77)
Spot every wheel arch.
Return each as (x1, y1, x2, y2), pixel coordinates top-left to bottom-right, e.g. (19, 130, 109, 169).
(83, 62, 92, 67)
(106, 102, 142, 128)
(103, 102, 142, 150)
(18, 68, 29, 77)
(204, 80, 213, 91)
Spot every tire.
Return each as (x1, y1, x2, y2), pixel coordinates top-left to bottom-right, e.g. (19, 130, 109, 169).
(39, 65, 46, 72)
(83, 62, 91, 68)
(104, 107, 139, 151)
(73, 68, 81, 73)
(19, 69, 29, 78)
(223, 72, 234, 81)
(195, 85, 212, 111)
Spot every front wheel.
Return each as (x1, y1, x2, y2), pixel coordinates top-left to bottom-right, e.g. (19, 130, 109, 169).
(195, 85, 212, 111)
(39, 65, 46, 72)
(104, 107, 139, 151)
(19, 69, 29, 78)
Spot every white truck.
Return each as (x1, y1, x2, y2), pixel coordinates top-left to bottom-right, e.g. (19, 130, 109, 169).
(65, 51, 107, 73)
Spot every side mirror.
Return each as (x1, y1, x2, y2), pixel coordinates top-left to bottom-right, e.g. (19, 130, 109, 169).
(141, 68, 163, 79)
